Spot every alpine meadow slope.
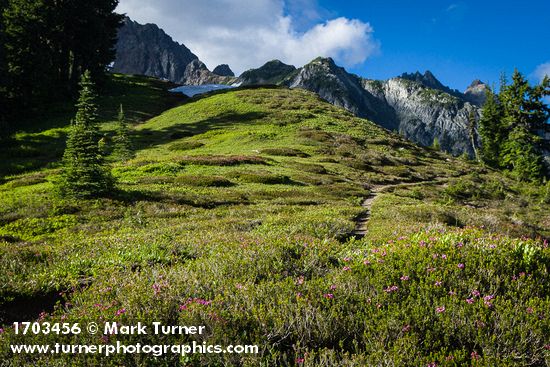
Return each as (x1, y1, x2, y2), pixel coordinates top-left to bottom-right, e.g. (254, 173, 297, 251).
(1, 75, 550, 366)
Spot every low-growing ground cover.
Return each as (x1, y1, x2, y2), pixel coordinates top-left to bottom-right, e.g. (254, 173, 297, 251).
(0, 75, 549, 366)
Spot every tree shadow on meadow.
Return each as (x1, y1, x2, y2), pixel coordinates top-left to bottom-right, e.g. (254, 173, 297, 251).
(132, 110, 269, 150)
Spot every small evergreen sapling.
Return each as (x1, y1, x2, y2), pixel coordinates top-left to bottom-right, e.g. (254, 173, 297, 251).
(112, 104, 134, 162)
(57, 71, 114, 198)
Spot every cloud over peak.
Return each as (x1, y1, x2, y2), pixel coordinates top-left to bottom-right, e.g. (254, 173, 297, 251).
(116, 0, 379, 75)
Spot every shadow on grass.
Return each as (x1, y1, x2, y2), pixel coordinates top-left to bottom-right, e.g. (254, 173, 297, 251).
(0, 291, 64, 326)
(111, 188, 250, 209)
(133, 111, 269, 149)
(0, 131, 68, 178)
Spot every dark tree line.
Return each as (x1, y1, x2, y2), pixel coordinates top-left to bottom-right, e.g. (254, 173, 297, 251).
(0, 0, 123, 131)
(479, 70, 550, 182)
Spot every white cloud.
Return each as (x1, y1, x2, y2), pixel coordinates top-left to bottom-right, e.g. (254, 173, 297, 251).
(115, 0, 379, 75)
(534, 62, 550, 82)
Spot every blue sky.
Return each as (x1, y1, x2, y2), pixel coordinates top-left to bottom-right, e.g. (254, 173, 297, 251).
(118, 0, 550, 91)
(311, 0, 550, 90)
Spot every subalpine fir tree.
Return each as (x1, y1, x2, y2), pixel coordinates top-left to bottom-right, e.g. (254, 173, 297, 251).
(58, 71, 114, 198)
(112, 104, 134, 162)
(479, 87, 503, 166)
(479, 70, 549, 181)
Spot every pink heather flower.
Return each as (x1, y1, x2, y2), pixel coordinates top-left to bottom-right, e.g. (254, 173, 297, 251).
(343, 266, 351, 271)
(449, 290, 456, 296)
(378, 259, 384, 264)
(363, 259, 371, 265)
(432, 253, 438, 259)
(296, 292, 302, 298)
(471, 290, 480, 297)
(371, 248, 380, 253)
(544, 344, 550, 350)
(400, 275, 409, 281)
(343, 257, 351, 262)
(115, 308, 126, 316)
(456, 242, 464, 248)
(152, 283, 162, 295)
(466, 298, 475, 304)
(381, 250, 387, 257)
(236, 283, 243, 289)
(471, 351, 480, 360)
(398, 236, 406, 240)
(445, 355, 454, 361)
(384, 285, 399, 293)
(434, 281, 442, 287)
(526, 307, 534, 314)
(296, 276, 304, 285)
(427, 363, 437, 367)
(441, 254, 447, 259)
(483, 295, 495, 301)
(519, 272, 526, 277)
(330, 284, 337, 290)
(0, 328, 3, 334)
(402, 324, 411, 332)
(296, 357, 305, 364)
(484, 301, 493, 308)
(324, 293, 334, 299)
(419, 240, 427, 247)
(457, 263, 465, 269)
(435, 306, 446, 313)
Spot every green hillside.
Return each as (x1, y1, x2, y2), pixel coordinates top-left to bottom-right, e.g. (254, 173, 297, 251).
(1, 75, 549, 366)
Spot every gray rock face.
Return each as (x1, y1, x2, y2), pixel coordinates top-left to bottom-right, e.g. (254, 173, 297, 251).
(112, 17, 198, 83)
(464, 80, 488, 106)
(212, 64, 235, 77)
(183, 60, 236, 85)
(363, 78, 479, 155)
(113, 17, 235, 85)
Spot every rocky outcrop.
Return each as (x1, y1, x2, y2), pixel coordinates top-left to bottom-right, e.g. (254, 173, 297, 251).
(183, 60, 236, 85)
(212, 64, 235, 77)
(464, 80, 488, 106)
(239, 60, 296, 85)
(363, 77, 479, 155)
(113, 17, 235, 85)
(112, 17, 198, 83)
(283, 57, 397, 128)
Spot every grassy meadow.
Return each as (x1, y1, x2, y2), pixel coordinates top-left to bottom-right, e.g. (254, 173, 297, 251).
(0, 74, 549, 366)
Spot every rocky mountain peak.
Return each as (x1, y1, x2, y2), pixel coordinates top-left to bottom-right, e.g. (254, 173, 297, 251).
(212, 64, 234, 77)
(239, 60, 296, 85)
(112, 17, 198, 83)
(400, 70, 448, 92)
(464, 79, 488, 106)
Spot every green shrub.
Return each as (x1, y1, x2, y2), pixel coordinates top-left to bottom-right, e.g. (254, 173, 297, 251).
(443, 179, 479, 201)
(167, 141, 205, 151)
(174, 175, 234, 187)
(260, 148, 309, 157)
(229, 171, 294, 184)
(177, 155, 267, 166)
